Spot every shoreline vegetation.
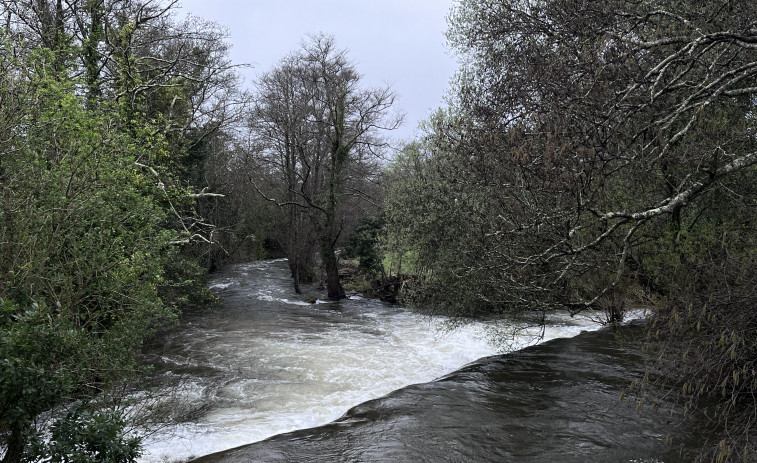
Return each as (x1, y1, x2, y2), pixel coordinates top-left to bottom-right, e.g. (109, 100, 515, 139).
(336, 258, 411, 304)
(2, 0, 756, 462)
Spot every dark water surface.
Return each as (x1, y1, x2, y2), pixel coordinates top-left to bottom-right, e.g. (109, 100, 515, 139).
(193, 325, 701, 463)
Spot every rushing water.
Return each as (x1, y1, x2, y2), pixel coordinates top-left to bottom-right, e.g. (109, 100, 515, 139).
(192, 324, 704, 463)
(137, 259, 605, 462)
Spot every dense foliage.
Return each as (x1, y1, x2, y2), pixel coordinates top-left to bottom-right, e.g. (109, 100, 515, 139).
(343, 216, 386, 278)
(0, 0, 241, 460)
(385, 0, 757, 460)
(0, 48, 174, 463)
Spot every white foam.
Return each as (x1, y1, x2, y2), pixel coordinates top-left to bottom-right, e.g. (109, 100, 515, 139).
(208, 281, 233, 290)
(138, 309, 600, 462)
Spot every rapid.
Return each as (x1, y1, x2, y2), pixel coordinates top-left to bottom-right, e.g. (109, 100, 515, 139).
(137, 259, 605, 462)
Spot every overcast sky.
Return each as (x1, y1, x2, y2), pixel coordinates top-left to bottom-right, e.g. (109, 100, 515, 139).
(177, 0, 459, 142)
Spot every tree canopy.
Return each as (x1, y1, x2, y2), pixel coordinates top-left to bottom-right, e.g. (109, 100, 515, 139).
(385, 0, 757, 459)
(0, 0, 241, 460)
(243, 34, 400, 298)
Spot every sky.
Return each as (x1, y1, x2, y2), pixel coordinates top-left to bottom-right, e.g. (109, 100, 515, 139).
(177, 0, 459, 142)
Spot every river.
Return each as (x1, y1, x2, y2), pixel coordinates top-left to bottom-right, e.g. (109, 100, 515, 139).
(137, 259, 699, 462)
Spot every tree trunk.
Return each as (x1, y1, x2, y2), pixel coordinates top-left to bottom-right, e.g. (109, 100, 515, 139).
(1, 427, 25, 463)
(292, 254, 301, 294)
(321, 242, 345, 300)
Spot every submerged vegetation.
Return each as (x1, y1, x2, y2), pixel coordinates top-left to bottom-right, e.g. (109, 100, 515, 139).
(1, 0, 755, 461)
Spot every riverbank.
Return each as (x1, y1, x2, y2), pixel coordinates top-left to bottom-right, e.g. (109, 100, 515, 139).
(337, 258, 410, 303)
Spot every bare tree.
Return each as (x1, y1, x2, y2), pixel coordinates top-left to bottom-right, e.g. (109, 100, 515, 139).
(1, 0, 246, 141)
(245, 34, 400, 298)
